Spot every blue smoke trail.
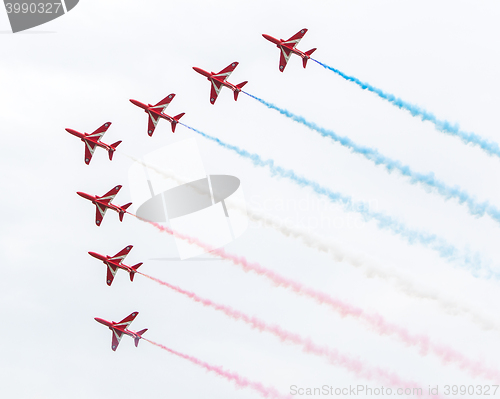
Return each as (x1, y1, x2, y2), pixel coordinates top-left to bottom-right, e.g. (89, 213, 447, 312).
(179, 122, 493, 279)
(311, 58, 500, 159)
(242, 91, 500, 226)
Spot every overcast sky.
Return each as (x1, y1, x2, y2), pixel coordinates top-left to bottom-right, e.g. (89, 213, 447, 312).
(1, 1, 500, 398)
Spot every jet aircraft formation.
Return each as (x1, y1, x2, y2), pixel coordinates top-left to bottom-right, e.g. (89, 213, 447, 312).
(66, 28, 315, 351)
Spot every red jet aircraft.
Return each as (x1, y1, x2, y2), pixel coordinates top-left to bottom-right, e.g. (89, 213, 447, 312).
(193, 62, 248, 104)
(89, 245, 143, 286)
(262, 28, 316, 72)
(129, 94, 185, 136)
(66, 122, 122, 165)
(77, 185, 132, 226)
(95, 311, 147, 351)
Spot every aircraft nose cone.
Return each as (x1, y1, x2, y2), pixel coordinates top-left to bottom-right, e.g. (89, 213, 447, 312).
(262, 34, 275, 42)
(66, 128, 80, 136)
(77, 192, 93, 201)
(130, 99, 147, 109)
(88, 251, 103, 260)
(192, 67, 205, 75)
(94, 317, 110, 327)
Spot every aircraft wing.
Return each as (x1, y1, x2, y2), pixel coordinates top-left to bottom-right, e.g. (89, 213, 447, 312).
(109, 245, 133, 264)
(147, 111, 161, 136)
(87, 122, 112, 141)
(95, 203, 108, 226)
(115, 312, 139, 329)
(283, 28, 307, 48)
(99, 185, 122, 204)
(106, 262, 119, 286)
(210, 80, 224, 104)
(213, 62, 239, 81)
(111, 329, 123, 351)
(279, 47, 293, 72)
(151, 94, 175, 114)
(84, 141, 97, 165)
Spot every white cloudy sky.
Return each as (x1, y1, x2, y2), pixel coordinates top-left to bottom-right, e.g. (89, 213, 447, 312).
(1, 1, 500, 398)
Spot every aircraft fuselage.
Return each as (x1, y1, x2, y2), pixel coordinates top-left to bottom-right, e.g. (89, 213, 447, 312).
(66, 128, 113, 151)
(130, 99, 175, 122)
(88, 251, 134, 274)
(95, 317, 142, 339)
(76, 192, 123, 213)
(263, 34, 309, 59)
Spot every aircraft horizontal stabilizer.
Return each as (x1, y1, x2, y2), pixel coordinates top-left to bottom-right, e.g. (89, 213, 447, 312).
(130, 263, 143, 281)
(108, 141, 122, 160)
(134, 328, 148, 347)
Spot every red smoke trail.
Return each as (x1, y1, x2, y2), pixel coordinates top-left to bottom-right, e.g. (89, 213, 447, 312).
(140, 271, 437, 396)
(143, 338, 291, 399)
(134, 215, 500, 381)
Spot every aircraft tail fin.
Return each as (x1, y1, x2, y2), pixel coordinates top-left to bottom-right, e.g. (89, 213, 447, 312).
(134, 328, 148, 347)
(119, 202, 132, 221)
(234, 81, 248, 101)
(303, 48, 317, 68)
(108, 141, 122, 160)
(171, 113, 185, 133)
(129, 263, 143, 281)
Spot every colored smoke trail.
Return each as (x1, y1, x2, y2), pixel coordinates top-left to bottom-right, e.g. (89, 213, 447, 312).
(143, 338, 291, 399)
(139, 271, 431, 393)
(242, 90, 500, 227)
(244, 209, 499, 332)
(135, 216, 500, 381)
(178, 122, 492, 277)
(311, 58, 500, 159)
(125, 151, 499, 332)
